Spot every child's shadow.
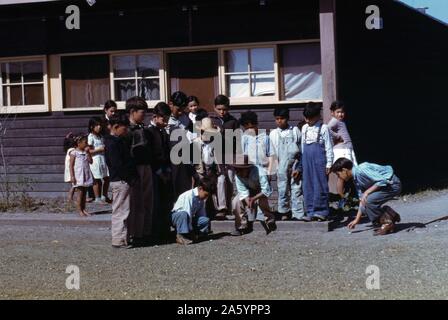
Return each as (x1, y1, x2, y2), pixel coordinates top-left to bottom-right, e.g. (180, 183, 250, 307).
(165, 231, 231, 245)
(90, 210, 112, 215)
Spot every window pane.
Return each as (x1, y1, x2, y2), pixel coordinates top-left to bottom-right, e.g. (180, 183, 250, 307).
(281, 43, 322, 100)
(24, 84, 44, 105)
(251, 73, 275, 97)
(23, 61, 44, 83)
(138, 79, 160, 100)
(250, 48, 274, 72)
(1, 64, 6, 84)
(61, 54, 110, 108)
(7, 62, 22, 83)
(115, 80, 136, 102)
(138, 54, 160, 77)
(10, 85, 23, 105)
(113, 55, 135, 78)
(2, 86, 7, 106)
(226, 74, 249, 98)
(226, 49, 248, 73)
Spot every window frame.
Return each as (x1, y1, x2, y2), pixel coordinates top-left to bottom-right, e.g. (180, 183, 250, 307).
(219, 40, 322, 106)
(0, 55, 49, 114)
(110, 51, 165, 109)
(219, 44, 279, 105)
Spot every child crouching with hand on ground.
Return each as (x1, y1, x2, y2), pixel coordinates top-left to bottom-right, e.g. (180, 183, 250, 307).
(331, 158, 402, 236)
(170, 177, 217, 245)
(69, 134, 94, 217)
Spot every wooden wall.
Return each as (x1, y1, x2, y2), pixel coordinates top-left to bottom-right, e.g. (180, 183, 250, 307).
(2, 105, 306, 198)
(335, 0, 448, 192)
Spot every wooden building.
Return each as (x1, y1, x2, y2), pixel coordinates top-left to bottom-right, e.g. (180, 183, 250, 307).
(0, 0, 447, 197)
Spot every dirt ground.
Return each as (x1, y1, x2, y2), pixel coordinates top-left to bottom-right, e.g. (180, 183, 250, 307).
(1, 190, 448, 300)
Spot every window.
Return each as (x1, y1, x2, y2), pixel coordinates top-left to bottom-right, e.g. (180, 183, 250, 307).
(112, 54, 161, 102)
(280, 43, 322, 101)
(61, 54, 110, 108)
(224, 48, 275, 98)
(0, 60, 45, 107)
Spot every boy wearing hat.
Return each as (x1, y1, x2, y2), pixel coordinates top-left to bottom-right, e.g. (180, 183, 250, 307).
(231, 157, 277, 236)
(192, 117, 224, 218)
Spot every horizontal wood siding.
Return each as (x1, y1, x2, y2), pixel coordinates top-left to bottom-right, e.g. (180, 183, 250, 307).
(1, 105, 306, 198)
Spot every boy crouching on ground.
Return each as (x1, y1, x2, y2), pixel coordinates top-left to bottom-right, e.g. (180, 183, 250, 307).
(331, 158, 402, 236)
(104, 116, 137, 248)
(171, 177, 217, 245)
(231, 157, 277, 236)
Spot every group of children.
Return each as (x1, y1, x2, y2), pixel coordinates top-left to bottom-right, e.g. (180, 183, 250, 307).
(64, 93, 403, 247)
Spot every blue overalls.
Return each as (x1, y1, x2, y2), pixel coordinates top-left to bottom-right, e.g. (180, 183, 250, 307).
(276, 128, 305, 219)
(302, 124, 330, 218)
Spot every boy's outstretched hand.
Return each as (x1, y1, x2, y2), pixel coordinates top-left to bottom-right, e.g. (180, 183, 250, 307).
(348, 219, 359, 229)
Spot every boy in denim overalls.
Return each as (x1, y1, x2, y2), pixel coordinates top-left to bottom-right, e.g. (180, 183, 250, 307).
(269, 107, 305, 220)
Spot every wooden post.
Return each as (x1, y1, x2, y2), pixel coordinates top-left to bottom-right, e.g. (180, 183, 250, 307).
(319, 0, 337, 123)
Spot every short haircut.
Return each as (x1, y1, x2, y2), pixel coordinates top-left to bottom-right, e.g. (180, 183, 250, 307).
(153, 102, 171, 117)
(303, 102, 322, 119)
(239, 111, 258, 126)
(195, 108, 209, 122)
(108, 115, 129, 127)
(88, 116, 102, 133)
(330, 100, 345, 112)
(198, 177, 217, 194)
(187, 95, 200, 105)
(170, 91, 188, 108)
(214, 94, 230, 108)
(331, 157, 354, 173)
(125, 96, 148, 113)
(273, 107, 290, 119)
(104, 100, 117, 111)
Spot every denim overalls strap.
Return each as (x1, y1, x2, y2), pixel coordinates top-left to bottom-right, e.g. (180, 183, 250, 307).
(304, 123, 323, 145)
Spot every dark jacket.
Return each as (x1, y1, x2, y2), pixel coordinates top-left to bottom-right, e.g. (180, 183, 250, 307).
(104, 134, 137, 184)
(127, 123, 153, 166)
(147, 125, 171, 172)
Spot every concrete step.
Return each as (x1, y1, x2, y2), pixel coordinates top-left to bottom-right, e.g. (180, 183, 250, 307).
(0, 213, 335, 232)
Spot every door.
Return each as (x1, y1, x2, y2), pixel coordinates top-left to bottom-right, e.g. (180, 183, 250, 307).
(167, 50, 219, 111)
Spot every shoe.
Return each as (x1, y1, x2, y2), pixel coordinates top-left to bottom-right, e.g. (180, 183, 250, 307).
(231, 226, 253, 236)
(291, 216, 307, 222)
(214, 212, 226, 221)
(312, 215, 328, 222)
(230, 229, 244, 236)
(383, 206, 401, 223)
(374, 223, 395, 236)
(300, 216, 313, 222)
(266, 218, 277, 231)
(281, 215, 290, 221)
(176, 234, 193, 245)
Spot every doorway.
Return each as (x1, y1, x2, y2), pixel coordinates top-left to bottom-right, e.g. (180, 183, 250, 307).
(167, 50, 219, 111)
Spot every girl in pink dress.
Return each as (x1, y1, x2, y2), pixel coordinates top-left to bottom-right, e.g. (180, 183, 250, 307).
(69, 134, 94, 217)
